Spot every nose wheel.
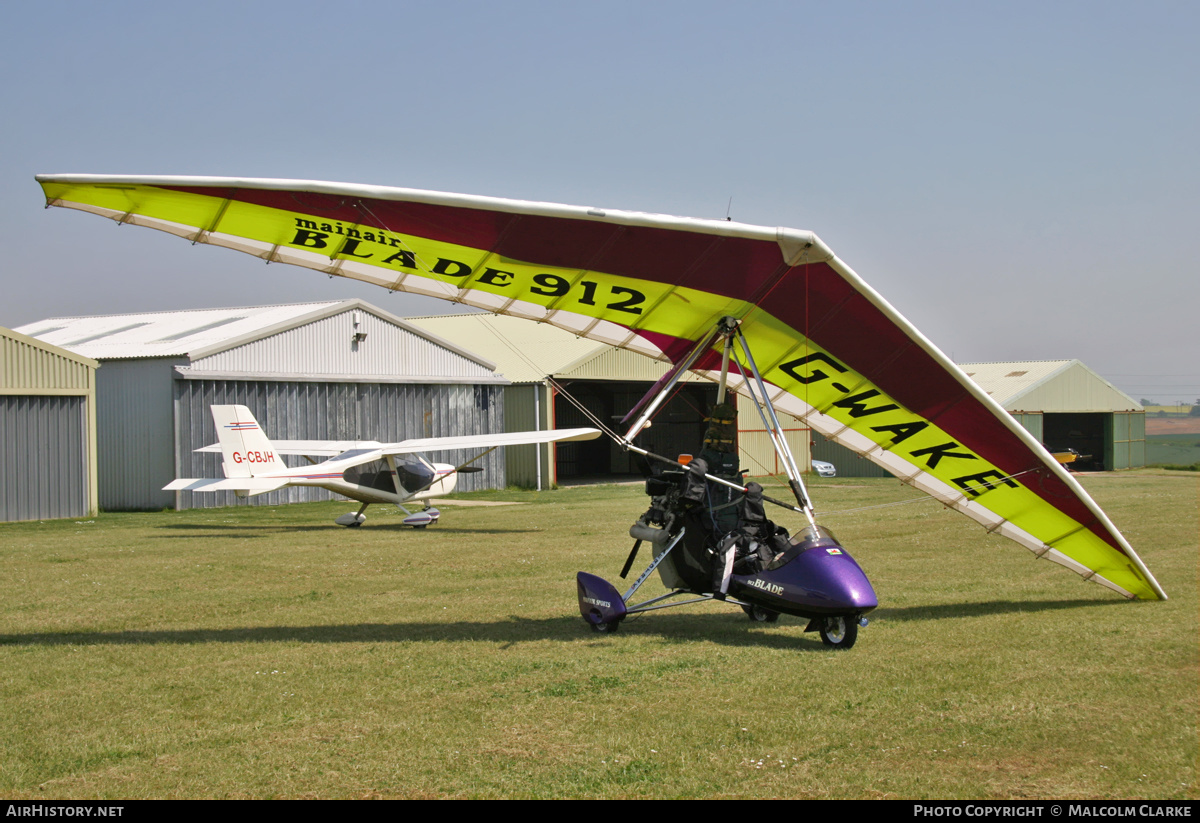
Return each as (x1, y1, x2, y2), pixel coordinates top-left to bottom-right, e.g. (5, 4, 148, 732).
(818, 616, 858, 649)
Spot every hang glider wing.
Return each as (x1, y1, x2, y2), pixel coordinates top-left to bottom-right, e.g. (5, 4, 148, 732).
(38, 174, 1165, 600)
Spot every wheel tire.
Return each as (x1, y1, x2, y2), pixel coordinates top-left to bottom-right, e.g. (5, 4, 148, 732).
(742, 604, 780, 623)
(589, 619, 620, 634)
(819, 616, 858, 649)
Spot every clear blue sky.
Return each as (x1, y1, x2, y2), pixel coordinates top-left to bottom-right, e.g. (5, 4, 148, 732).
(2, 0, 1196, 402)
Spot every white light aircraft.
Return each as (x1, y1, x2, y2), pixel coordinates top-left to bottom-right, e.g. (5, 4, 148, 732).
(165, 405, 601, 527)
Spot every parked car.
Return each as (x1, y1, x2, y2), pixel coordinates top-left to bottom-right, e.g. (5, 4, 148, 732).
(811, 459, 837, 478)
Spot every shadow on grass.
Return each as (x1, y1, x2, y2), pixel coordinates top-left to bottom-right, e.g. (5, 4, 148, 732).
(0, 613, 843, 652)
(872, 597, 1126, 621)
(0, 597, 1123, 652)
(155, 523, 540, 535)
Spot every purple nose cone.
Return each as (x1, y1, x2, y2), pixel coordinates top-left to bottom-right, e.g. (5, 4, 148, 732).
(786, 547, 878, 613)
(732, 544, 877, 617)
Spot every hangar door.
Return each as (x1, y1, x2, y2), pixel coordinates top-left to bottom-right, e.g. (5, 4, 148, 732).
(1042, 413, 1109, 471)
(0, 395, 89, 522)
(1043, 412, 1144, 471)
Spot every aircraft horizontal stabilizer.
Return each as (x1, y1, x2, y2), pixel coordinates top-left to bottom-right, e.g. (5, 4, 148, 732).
(164, 477, 290, 493)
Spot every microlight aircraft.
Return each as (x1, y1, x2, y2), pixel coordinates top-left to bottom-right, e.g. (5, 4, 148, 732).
(166, 404, 600, 528)
(36, 175, 1167, 642)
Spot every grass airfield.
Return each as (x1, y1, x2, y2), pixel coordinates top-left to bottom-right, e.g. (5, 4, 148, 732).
(0, 471, 1195, 799)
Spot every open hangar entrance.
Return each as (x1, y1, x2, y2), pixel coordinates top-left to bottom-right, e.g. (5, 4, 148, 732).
(1036, 411, 1144, 472)
(552, 379, 719, 481)
(1041, 412, 1109, 471)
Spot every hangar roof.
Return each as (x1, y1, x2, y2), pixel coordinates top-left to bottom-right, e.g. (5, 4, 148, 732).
(959, 359, 1141, 413)
(14, 300, 492, 369)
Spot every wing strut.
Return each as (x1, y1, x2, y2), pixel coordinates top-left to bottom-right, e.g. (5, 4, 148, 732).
(731, 322, 816, 527)
(615, 316, 818, 528)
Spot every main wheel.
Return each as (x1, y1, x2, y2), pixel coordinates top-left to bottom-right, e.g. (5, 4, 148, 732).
(819, 616, 858, 649)
(741, 604, 780, 623)
(589, 619, 620, 634)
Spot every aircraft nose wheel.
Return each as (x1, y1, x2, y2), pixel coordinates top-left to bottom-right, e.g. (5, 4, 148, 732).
(818, 616, 858, 649)
(589, 619, 620, 634)
(741, 604, 780, 623)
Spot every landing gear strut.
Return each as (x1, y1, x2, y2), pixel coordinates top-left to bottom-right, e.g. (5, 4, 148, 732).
(335, 503, 369, 527)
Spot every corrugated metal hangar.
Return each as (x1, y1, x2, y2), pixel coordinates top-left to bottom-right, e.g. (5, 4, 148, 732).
(16, 301, 509, 511)
(1, 327, 99, 521)
(407, 314, 813, 486)
(813, 359, 1145, 476)
(960, 360, 1145, 471)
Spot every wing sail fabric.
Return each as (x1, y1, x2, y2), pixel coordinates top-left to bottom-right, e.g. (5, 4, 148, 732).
(37, 174, 1165, 600)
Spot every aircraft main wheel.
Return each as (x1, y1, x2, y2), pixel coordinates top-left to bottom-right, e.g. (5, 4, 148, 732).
(589, 620, 620, 634)
(742, 604, 780, 623)
(819, 616, 858, 649)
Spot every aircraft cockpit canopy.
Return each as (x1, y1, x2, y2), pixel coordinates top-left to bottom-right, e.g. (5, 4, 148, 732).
(343, 455, 437, 494)
(393, 456, 437, 494)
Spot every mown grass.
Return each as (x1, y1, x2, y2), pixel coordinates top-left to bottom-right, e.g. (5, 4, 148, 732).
(0, 472, 1195, 799)
(1147, 433, 1200, 469)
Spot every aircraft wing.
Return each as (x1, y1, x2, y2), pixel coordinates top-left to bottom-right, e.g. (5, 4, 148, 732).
(195, 440, 383, 457)
(379, 427, 601, 455)
(195, 431, 598, 458)
(38, 175, 1165, 600)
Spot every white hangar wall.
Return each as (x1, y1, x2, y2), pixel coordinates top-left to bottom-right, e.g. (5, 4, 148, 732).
(186, 307, 492, 381)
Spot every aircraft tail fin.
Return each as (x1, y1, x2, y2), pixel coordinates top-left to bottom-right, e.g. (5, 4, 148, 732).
(210, 405, 287, 478)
